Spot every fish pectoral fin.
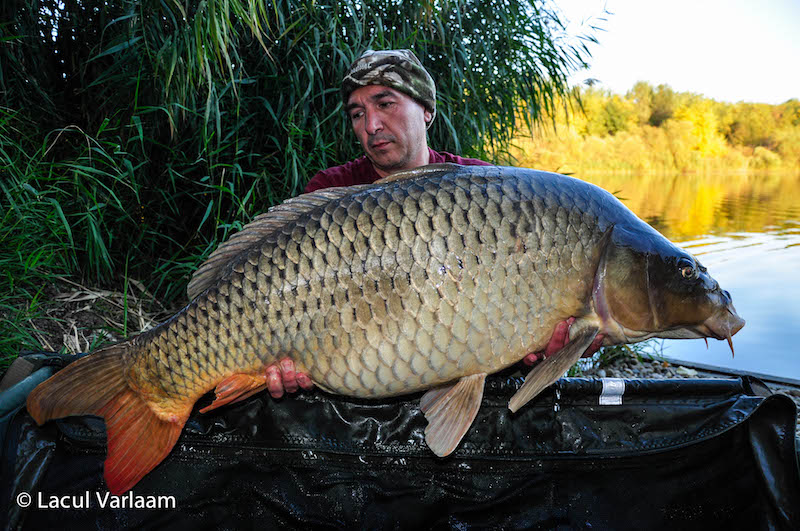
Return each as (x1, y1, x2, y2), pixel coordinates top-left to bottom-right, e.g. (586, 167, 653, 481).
(508, 327, 600, 413)
(420, 373, 487, 457)
(199, 373, 269, 414)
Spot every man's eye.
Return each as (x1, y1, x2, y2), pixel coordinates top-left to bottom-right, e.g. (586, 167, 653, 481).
(350, 111, 363, 120)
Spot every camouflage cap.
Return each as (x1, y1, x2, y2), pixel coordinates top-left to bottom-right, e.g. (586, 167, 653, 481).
(341, 49, 436, 128)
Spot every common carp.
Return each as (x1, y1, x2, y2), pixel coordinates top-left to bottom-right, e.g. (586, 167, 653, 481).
(26, 164, 744, 494)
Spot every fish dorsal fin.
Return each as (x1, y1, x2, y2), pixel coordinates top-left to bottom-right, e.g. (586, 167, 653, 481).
(373, 163, 463, 185)
(187, 185, 372, 300)
(420, 372, 487, 457)
(508, 327, 599, 413)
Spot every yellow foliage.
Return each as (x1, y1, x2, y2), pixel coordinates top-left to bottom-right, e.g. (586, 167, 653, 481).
(673, 100, 727, 157)
(507, 83, 800, 174)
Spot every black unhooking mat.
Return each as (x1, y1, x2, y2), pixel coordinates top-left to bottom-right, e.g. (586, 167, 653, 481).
(2, 352, 799, 530)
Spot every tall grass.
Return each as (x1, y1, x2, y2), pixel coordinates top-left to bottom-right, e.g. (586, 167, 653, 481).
(0, 0, 598, 362)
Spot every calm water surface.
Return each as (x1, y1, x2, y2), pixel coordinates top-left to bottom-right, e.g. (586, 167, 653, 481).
(579, 172, 800, 380)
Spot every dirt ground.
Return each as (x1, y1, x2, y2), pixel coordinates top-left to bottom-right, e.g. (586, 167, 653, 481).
(16, 276, 180, 356)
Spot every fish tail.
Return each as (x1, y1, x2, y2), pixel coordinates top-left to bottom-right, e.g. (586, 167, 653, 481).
(26, 344, 184, 494)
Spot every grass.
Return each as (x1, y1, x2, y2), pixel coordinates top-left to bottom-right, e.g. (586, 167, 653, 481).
(0, 108, 193, 364)
(568, 341, 663, 377)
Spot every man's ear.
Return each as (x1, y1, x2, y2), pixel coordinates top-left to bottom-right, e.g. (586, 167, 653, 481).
(423, 109, 432, 125)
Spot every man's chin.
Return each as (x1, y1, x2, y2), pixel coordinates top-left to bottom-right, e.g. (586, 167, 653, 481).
(367, 154, 409, 175)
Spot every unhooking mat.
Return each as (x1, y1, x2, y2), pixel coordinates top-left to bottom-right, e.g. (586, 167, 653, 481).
(1, 351, 799, 530)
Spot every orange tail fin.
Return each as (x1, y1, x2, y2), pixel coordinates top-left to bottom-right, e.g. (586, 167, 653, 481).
(26, 344, 185, 494)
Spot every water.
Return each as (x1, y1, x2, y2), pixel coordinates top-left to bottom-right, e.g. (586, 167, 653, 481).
(579, 172, 800, 380)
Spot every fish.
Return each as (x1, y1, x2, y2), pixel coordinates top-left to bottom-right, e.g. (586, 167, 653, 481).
(26, 164, 744, 494)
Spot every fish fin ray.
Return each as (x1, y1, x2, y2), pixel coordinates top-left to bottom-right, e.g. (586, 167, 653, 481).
(26, 344, 130, 423)
(508, 327, 599, 413)
(421, 373, 486, 457)
(374, 163, 463, 185)
(102, 403, 182, 495)
(419, 385, 451, 413)
(199, 373, 269, 414)
(187, 186, 372, 300)
(26, 343, 186, 495)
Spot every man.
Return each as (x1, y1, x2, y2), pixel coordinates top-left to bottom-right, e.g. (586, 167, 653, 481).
(267, 49, 600, 397)
(304, 49, 490, 192)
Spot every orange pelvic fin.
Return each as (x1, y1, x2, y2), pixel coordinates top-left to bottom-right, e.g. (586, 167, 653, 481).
(199, 373, 268, 414)
(26, 343, 186, 495)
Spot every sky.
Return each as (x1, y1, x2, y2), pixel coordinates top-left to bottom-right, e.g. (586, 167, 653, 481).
(560, 0, 800, 104)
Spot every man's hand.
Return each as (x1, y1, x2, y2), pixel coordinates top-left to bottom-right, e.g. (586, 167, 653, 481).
(522, 317, 604, 365)
(265, 358, 314, 398)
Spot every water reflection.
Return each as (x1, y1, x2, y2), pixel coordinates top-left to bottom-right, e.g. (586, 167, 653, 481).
(579, 172, 800, 380)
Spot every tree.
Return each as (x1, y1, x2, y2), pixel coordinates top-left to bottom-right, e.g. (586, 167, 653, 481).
(628, 81, 654, 126)
(674, 98, 726, 157)
(649, 84, 677, 127)
(726, 103, 777, 148)
(602, 95, 635, 135)
(777, 99, 800, 129)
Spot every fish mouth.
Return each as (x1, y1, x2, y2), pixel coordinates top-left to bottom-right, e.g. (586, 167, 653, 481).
(679, 303, 745, 356)
(696, 304, 745, 340)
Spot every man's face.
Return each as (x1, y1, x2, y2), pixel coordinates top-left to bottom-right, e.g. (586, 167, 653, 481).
(346, 85, 432, 176)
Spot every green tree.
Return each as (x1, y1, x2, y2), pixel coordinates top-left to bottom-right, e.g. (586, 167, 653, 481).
(777, 99, 800, 128)
(628, 81, 654, 126)
(649, 84, 676, 127)
(726, 103, 778, 148)
(601, 95, 635, 135)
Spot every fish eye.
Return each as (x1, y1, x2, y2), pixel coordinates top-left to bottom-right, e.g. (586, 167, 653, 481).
(677, 257, 696, 279)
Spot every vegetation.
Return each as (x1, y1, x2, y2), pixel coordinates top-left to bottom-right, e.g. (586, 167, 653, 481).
(567, 342, 659, 377)
(0, 0, 598, 364)
(512, 82, 800, 174)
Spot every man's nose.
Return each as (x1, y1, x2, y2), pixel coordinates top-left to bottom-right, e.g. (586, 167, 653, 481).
(365, 109, 383, 135)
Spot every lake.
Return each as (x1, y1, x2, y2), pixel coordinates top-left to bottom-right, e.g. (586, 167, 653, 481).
(578, 171, 800, 381)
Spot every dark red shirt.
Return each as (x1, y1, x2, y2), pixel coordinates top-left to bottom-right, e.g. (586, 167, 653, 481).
(304, 148, 491, 193)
